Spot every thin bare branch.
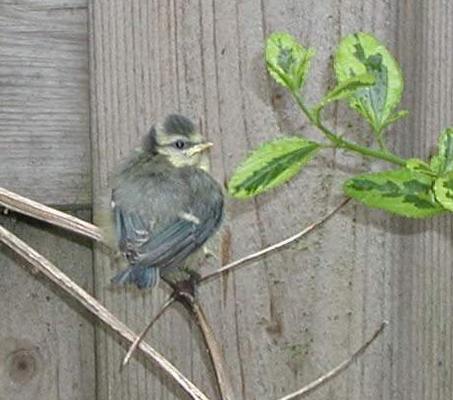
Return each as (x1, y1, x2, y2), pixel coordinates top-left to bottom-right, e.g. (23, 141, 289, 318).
(178, 291, 235, 400)
(0, 187, 103, 242)
(0, 225, 211, 400)
(275, 320, 388, 400)
(201, 198, 350, 282)
(121, 295, 177, 369)
(0, 188, 350, 286)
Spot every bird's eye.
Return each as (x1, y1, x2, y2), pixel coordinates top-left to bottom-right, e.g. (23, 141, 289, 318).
(174, 140, 186, 149)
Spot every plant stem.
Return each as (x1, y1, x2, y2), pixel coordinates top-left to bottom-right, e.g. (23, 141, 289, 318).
(376, 134, 388, 152)
(293, 93, 407, 167)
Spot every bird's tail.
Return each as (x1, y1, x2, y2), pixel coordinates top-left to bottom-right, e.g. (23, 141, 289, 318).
(111, 266, 159, 289)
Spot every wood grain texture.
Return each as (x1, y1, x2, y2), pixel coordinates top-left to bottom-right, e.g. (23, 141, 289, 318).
(390, 2, 453, 399)
(0, 2, 96, 399)
(0, 1, 90, 206)
(89, 1, 453, 399)
(0, 211, 95, 400)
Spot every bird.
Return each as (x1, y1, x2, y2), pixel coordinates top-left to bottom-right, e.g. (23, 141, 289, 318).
(108, 114, 224, 289)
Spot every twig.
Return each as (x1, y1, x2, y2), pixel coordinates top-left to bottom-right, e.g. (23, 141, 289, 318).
(201, 198, 350, 282)
(0, 225, 212, 400)
(178, 291, 235, 400)
(0, 187, 349, 287)
(0, 187, 350, 399)
(0, 187, 103, 242)
(121, 295, 177, 368)
(275, 320, 388, 400)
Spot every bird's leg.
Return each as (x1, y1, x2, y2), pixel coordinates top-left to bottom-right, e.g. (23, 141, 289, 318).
(163, 268, 200, 298)
(185, 267, 201, 283)
(179, 268, 200, 297)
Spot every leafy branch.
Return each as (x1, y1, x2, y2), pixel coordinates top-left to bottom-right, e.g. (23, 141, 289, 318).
(228, 32, 453, 218)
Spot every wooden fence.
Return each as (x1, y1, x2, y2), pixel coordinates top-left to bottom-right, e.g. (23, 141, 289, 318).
(0, 1, 452, 399)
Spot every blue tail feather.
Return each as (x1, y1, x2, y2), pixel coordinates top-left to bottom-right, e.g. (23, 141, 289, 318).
(111, 266, 159, 289)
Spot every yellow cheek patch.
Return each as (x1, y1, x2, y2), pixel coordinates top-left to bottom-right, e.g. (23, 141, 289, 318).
(169, 155, 192, 167)
(188, 132, 202, 143)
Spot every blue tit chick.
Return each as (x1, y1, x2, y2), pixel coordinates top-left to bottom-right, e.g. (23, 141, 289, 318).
(110, 114, 224, 289)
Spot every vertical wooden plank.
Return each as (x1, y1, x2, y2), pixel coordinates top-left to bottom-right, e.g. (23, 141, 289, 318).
(0, 212, 96, 400)
(89, 1, 453, 399)
(390, 2, 453, 399)
(200, 1, 399, 399)
(89, 1, 209, 400)
(0, 1, 90, 206)
(0, 1, 97, 399)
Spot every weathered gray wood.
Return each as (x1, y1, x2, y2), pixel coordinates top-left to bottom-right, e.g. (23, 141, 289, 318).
(90, 2, 214, 399)
(389, 2, 453, 399)
(0, 2, 96, 399)
(0, 1, 90, 206)
(0, 211, 96, 400)
(89, 1, 453, 399)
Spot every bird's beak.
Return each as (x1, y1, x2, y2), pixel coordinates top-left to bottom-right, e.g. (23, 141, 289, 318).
(187, 141, 213, 156)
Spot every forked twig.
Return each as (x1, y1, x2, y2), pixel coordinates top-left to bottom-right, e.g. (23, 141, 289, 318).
(0, 225, 211, 400)
(121, 283, 235, 400)
(121, 295, 177, 368)
(201, 197, 350, 282)
(177, 291, 235, 400)
(0, 187, 352, 400)
(275, 321, 388, 400)
(0, 186, 350, 285)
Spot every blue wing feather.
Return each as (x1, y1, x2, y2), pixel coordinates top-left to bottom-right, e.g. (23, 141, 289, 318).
(111, 265, 159, 289)
(110, 166, 223, 289)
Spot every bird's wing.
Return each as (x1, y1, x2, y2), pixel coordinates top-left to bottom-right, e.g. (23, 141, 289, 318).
(112, 172, 223, 271)
(113, 204, 150, 261)
(112, 202, 221, 270)
(135, 206, 222, 270)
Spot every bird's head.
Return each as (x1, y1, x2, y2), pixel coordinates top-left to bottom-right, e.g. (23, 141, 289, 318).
(144, 114, 212, 169)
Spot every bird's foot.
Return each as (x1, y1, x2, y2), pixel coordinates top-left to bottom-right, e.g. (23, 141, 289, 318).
(173, 269, 200, 299)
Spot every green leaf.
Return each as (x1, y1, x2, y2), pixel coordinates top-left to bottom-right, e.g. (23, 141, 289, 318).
(433, 173, 453, 211)
(266, 32, 315, 91)
(344, 168, 444, 218)
(320, 73, 375, 107)
(335, 33, 405, 135)
(406, 158, 435, 176)
(229, 136, 320, 199)
(381, 110, 409, 130)
(430, 128, 453, 175)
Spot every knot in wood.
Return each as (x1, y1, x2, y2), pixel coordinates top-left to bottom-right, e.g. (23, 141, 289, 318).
(7, 348, 38, 385)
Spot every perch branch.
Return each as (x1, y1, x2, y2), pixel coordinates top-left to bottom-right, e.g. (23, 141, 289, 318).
(121, 285, 234, 400)
(275, 320, 388, 400)
(0, 225, 212, 400)
(121, 294, 177, 368)
(0, 187, 350, 400)
(0, 187, 103, 242)
(201, 197, 350, 282)
(177, 291, 235, 400)
(0, 187, 350, 285)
